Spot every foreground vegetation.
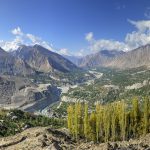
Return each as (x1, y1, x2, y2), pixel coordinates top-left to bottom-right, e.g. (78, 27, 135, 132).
(0, 109, 65, 137)
(67, 97, 150, 143)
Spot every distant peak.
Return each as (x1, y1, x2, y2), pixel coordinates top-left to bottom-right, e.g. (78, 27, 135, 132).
(33, 44, 43, 48)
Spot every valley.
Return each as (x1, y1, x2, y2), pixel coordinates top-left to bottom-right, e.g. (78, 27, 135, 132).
(1, 1, 150, 149)
(0, 44, 150, 149)
(0, 45, 150, 117)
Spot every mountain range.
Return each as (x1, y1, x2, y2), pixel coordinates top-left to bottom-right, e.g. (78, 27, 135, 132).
(0, 44, 150, 76)
(0, 43, 150, 112)
(78, 50, 125, 67)
(78, 44, 150, 69)
(0, 45, 78, 76)
(0, 47, 34, 75)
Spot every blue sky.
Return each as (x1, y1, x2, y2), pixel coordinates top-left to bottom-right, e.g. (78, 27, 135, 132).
(0, 0, 150, 56)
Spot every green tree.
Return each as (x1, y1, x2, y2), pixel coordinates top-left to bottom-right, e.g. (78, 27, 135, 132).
(74, 102, 82, 140)
(132, 97, 141, 138)
(103, 105, 110, 142)
(89, 112, 96, 141)
(83, 103, 89, 141)
(143, 97, 149, 135)
(67, 105, 74, 135)
(118, 101, 126, 141)
(111, 103, 117, 141)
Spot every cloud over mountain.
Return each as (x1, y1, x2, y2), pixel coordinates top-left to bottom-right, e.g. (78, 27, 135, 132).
(1, 19, 150, 56)
(0, 27, 54, 51)
(85, 19, 150, 52)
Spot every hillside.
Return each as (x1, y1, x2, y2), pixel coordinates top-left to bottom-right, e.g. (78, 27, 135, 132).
(78, 44, 150, 69)
(0, 47, 34, 75)
(107, 44, 150, 69)
(78, 50, 124, 68)
(13, 45, 78, 73)
(0, 127, 150, 150)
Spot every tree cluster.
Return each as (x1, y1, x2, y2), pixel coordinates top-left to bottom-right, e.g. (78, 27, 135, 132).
(67, 97, 150, 142)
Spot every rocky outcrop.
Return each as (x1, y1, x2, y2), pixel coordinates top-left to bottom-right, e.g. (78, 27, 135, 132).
(0, 127, 75, 150)
(0, 77, 15, 104)
(0, 76, 61, 112)
(0, 127, 150, 150)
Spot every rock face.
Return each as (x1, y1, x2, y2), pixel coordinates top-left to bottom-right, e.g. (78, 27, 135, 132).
(0, 47, 34, 75)
(107, 44, 150, 69)
(0, 77, 15, 104)
(13, 45, 78, 73)
(78, 50, 124, 67)
(0, 45, 78, 111)
(0, 127, 150, 150)
(78, 44, 150, 69)
(0, 76, 61, 112)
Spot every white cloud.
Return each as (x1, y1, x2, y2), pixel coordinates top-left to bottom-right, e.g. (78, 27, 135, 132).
(74, 49, 85, 57)
(125, 31, 150, 49)
(0, 27, 54, 51)
(0, 36, 23, 51)
(11, 27, 23, 35)
(85, 32, 129, 51)
(26, 33, 53, 51)
(128, 19, 150, 32)
(85, 32, 94, 42)
(2, 19, 150, 56)
(85, 19, 150, 52)
(58, 48, 71, 56)
(26, 33, 40, 43)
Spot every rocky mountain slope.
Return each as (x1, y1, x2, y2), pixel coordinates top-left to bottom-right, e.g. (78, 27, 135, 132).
(0, 127, 149, 150)
(63, 55, 82, 65)
(107, 44, 150, 69)
(0, 44, 78, 111)
(0, 47, 34, 75)
(13, 45, 78, 73)
(78, 50, 125, 67)
(0, 76, 61, 112)
(78, 44, 150, 69)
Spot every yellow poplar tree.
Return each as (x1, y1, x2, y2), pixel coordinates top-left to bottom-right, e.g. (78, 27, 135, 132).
(84, 103, 89, 141)
(143, 97, 149, 135)
(67, 105, 74, 135)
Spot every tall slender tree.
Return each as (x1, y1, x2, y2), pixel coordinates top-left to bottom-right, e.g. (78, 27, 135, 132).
(119, 101, 126, 141)
(89, 112, 96, 141)
(84, 103, 89, 141)
(111, 104, 117, 141)
(95, 103, 101, 142)
(67, 105, 74, 135)
(143, 97, 149, 135)
(103, 105, 110, 142)
(132, 97, 140, 138)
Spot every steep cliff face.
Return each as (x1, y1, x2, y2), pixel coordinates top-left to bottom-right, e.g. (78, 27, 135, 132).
(13, 45, 78, 73)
